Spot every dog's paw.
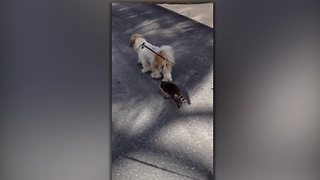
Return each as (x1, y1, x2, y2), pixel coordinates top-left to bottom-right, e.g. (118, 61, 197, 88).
(162, 77, 172, 82)
(141, 68, 150, 73)
(151, 72, 161, 79)
(155, 74, 161, 79)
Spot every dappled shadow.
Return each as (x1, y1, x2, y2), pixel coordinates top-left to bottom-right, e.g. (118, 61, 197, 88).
(112, 2, 214, 180)
(112, 107, 213, 179)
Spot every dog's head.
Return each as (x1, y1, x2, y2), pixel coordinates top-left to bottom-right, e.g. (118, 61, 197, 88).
(129, 33, 145, 47)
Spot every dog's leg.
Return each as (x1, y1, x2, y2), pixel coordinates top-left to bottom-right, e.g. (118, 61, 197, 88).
(137, 58, 142, 64)
(151, 69, 161, 79)
(137, 54, 142, 64)
(151, 55, 163, 79)
(141, 59, 151, 73)
(162, 66, 172, 82)
(151, 65, 162, 79)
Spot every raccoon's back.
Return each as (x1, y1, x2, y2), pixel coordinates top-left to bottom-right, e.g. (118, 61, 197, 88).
(160, 82, 180, 94)
(160, 81, 188, 108)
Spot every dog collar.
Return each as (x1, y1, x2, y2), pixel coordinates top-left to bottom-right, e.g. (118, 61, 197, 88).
(138, 42, 145, 49)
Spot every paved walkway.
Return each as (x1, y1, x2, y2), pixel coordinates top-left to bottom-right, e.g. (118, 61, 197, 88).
(158, 3, 214, 28)
(112, 3, 213, 180)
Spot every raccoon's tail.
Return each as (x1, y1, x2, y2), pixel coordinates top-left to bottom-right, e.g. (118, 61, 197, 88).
(178, 94, 187, 104)
(174, 94, 187, 108)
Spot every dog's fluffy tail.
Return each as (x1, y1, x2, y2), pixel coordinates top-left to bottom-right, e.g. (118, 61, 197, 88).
(160, 45, 175, 64)
(159, 46, 175, 82)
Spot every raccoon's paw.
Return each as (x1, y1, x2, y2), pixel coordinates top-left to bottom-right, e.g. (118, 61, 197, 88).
(164, 96, 170, 100)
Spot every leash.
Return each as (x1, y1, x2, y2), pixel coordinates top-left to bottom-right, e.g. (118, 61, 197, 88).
(139, 42, 175, 64)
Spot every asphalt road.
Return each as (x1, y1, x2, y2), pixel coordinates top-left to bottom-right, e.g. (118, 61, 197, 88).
(112, 3, 214, 180)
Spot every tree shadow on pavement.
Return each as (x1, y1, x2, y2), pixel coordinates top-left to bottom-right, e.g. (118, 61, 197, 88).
(112, 2, 214, 180)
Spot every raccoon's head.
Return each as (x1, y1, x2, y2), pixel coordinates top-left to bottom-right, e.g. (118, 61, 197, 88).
(160, 81, 172, 88)
(160, 81, 167, 89)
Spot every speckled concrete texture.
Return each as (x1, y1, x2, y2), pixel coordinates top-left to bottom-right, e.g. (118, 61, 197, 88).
(158, 3, 214, 28)
(112, 3, 214, 180)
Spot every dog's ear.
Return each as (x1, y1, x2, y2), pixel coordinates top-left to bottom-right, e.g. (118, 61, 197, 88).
(129, 38, 135, 47)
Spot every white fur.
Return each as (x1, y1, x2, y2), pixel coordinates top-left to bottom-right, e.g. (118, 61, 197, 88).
(159, 45, 174, 81)
(131, 36, 175, 82)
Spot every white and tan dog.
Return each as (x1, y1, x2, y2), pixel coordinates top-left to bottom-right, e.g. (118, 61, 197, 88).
(129, 33, 175, 82)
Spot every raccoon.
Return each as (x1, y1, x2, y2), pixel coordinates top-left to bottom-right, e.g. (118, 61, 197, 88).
(159, 81, 188, 108)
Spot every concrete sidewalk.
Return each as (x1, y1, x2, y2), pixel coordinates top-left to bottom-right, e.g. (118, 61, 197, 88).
(112, 3, 213, 180)
(158, 3, 214, 28)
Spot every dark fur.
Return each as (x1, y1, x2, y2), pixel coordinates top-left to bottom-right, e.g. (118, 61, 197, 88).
(159, 81, 187, 108)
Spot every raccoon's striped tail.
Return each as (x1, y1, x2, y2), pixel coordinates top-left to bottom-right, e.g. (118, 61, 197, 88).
(178, 94, 187, 104)
(174, 94, 187, 108)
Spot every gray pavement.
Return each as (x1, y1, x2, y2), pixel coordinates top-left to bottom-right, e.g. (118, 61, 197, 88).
(112, 3, 214, 180)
